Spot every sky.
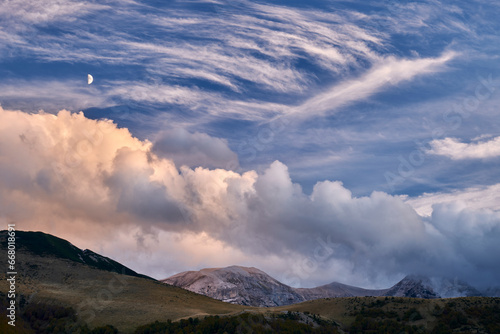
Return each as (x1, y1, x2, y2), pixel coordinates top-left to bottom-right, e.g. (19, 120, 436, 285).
(0, 0, 500, 290)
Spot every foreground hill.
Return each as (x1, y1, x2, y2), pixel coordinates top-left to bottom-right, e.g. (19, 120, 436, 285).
(278, 295, 500, 333)
(0, 230, 246, 332)
(2, 230, 152, 280)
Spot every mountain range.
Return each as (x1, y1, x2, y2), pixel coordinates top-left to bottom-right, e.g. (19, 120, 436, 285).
(1, 230, 499, 333)
(163, 266, 485, 307)
(0, 229, 489, 311)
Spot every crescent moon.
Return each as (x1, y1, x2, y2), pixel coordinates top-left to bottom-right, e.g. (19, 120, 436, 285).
(87, 74, 93, 85)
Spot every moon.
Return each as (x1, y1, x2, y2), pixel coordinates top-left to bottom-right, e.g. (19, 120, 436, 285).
(87, 74, 93, 85)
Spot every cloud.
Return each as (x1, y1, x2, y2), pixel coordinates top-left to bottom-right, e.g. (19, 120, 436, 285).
(0, 0, 390, 98)
(1, 107, 500, 289)
(152, 128, 239, 170)
(428, 136, 500, 160)
(0, 0, 472, 129)
(0, 80, 107, 113)
(404, 184, 500, 216)
(286, 51, 456, 119)
(0, 0, 107, 25)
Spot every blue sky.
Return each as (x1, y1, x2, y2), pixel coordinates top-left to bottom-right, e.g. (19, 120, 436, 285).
(1, 0, 500, 288)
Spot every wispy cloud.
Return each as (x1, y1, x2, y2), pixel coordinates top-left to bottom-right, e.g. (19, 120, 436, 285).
(0, 0, 474, 128)
(0, 80, 107, 112)
(0, 0, 389, 96)
(0, 0, 108, 25)
(285, 51, 457, 119)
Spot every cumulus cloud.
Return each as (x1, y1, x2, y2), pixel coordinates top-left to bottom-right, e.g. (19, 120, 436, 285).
(428, 136, 500, 160)
(1, 107, 499, 289)
(152, 128, 239, 170)
(404, 184, 500, 216)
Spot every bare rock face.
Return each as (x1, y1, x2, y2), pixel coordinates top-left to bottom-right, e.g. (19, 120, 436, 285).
(383, 275, 440, 298)
(162, 266, 305, 307)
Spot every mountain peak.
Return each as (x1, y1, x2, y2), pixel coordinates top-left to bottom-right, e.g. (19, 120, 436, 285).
(384, 274, 482, 298)
(163, 265, 303, 307)
(201, 265, 266, 276)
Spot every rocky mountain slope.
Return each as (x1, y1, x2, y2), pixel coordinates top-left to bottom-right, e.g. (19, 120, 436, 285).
(163, 266, 304, 307)
(164, 267, 485, 307)
(383, 275, 440, 298)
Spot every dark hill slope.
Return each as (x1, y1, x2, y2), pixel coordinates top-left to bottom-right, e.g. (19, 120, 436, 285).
(1, 230, 152, 280)
(0, 230, 246, 332)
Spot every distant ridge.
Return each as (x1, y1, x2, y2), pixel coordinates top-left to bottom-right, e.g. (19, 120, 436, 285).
(297, 281, 389, 300)
(163, 266, 486, 307)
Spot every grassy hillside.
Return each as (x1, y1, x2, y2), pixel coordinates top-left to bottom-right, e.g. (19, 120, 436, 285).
(0, 230, 248, 332)
(0, 252, 247, 332)
(277, 295, 500, 333)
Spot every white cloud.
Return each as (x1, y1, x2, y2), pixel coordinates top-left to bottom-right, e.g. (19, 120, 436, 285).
(428, 136, 500, 160)
(120, 40, 309, 94)
(0, 0, 107, 25)
(108, 81, 210, 106)
(2, 107, 500, 289)
(404, 184, 500, 216)
(0, 80, 107, 113)
(105, 81, 285, 121)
